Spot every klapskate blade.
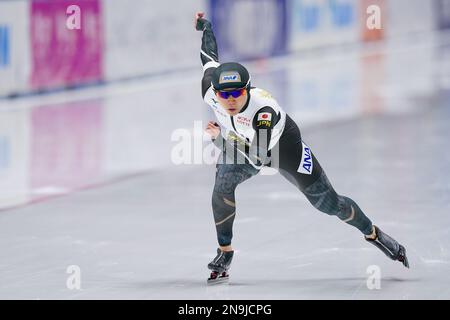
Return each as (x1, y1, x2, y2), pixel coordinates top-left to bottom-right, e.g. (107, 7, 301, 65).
(207, 276, 229, 285)
(399, 245, 410, 268)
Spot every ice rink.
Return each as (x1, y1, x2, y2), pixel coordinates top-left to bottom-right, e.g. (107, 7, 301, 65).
(1, 33, 450, 299)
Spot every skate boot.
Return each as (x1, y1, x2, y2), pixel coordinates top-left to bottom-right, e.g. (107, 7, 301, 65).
(207, 248, 234, 285)
(365, 225, 409, 268)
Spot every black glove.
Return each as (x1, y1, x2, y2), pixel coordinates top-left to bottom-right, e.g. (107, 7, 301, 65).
(196, 18, 212, 31)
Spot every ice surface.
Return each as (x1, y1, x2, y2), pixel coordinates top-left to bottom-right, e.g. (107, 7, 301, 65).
(0, 34, 449, 299)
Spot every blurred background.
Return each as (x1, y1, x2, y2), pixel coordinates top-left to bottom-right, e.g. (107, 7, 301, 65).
(0, 0, 449, 299)
(1, 0, 449, 210)
(0, 0, 449, 210)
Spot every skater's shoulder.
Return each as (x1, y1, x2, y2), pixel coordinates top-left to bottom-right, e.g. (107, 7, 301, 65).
(250, 87, 279, 107)
(251, 87, 274, 100)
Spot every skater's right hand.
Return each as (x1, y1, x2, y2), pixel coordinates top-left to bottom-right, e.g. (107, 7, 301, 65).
(205, 121, 220, 139)
(194, 12, 210, 31)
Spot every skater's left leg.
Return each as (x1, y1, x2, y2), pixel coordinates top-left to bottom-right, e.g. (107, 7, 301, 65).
(281, 163, 409, 267)
(275, 136, 409, 267)
(300, 169, 374, 236)
(275, 138, 373, 235)
(279, 166, 374, 235)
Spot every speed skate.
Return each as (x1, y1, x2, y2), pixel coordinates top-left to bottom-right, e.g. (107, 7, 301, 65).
(207, 271, 230, 285)
(207, 249, 234, 285)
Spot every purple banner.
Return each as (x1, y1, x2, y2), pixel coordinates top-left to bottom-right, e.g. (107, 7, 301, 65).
(30, 0, 103, 90)
(436, 0, 450, 30)
(210, 0, 287, 61)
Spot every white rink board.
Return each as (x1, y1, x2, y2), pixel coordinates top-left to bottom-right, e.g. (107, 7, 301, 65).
(385, 0, 436, 38)
(0, 109, 30, 209)
(104, 0, 207, 81)
(0, 0, 30, 96)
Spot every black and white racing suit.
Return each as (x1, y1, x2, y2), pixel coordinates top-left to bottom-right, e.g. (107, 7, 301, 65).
(198, 19, 373, 247)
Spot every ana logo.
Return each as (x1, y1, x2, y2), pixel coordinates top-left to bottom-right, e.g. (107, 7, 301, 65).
(297, 141, 313, 175)
(223, 75, 237, 81)
(219, 71, 241, 84)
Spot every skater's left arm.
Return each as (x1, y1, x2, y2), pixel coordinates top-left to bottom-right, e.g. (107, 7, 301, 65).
(250, 107, 280, 165)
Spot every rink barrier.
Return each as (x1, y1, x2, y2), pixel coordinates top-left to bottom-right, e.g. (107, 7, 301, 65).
(0, 0, 449, 98)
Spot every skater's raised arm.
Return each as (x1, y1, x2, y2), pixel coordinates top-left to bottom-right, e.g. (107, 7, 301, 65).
(195, 12, 220, 98)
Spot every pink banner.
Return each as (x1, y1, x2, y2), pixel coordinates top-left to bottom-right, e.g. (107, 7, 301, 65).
(30, 100, 103, 190)
(30, 0, 103, 90)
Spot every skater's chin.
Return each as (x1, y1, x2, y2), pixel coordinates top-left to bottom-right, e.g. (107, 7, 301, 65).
(226, 108, 238, 115)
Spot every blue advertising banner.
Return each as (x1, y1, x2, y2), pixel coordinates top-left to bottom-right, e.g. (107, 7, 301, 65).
(210, 0, 287, 61)
(293, 0, 354, 33)
(436, 0, 450, 30)
(289, 0, 357, 51)
(0, 25, 10, 68)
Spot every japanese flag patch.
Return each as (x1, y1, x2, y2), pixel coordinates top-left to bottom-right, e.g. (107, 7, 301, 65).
(257, 112, 272, 121)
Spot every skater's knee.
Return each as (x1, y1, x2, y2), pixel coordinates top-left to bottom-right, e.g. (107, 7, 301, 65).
(336, 196, 373, 234)
(308, 192, 340, 216)
(214, 168, 250, 194)
(308, 193, 353, 219)
(303, 171, 340, 216)
(304, 173, 374, 235)
(335, 195, 356, 221)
